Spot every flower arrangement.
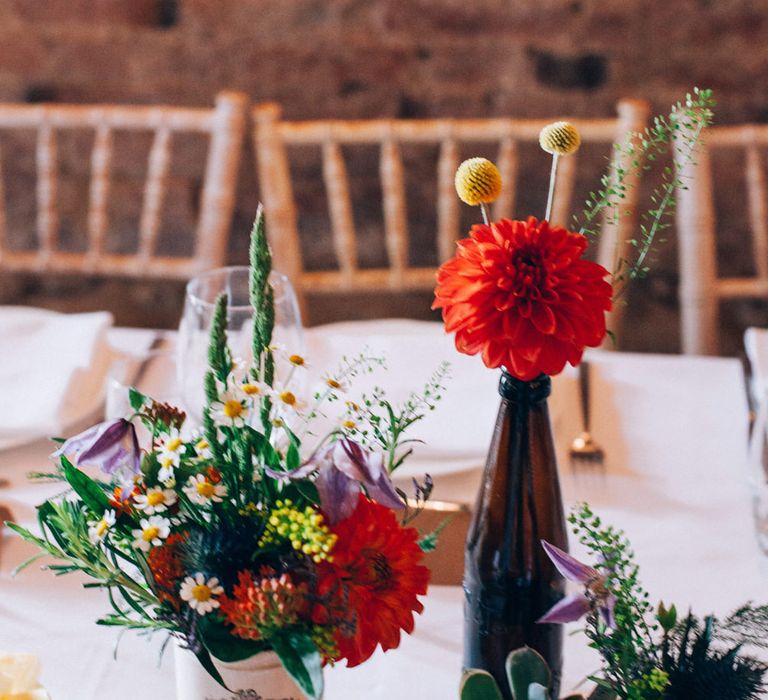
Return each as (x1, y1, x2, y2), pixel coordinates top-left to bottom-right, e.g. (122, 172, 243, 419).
(9, 210, 447, 699)
(461, 504, 768, 700)
(436, 88, 715, 375)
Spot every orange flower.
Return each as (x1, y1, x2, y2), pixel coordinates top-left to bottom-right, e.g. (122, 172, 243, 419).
(433, 217, 612, 380)
(314, 496, 430, 667)
(147, 532, 186, 607)
(220, 569, 308, 641)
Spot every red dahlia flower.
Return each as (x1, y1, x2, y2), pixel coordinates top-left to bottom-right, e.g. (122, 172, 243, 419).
(433, 217, 612, 380)
(314, 496, 430, 667)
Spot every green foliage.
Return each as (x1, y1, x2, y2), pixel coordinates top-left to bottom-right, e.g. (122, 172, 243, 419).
(661, 611, 767, 699)
(565, 504, 768, 700)
(568, 504, 661, 699)
(460, 669, 504, 700)
(271, 631, 324, 700)
(574, 87, 715, 300)
(506, 647, 552, 700)
(207, 292, 231, 385)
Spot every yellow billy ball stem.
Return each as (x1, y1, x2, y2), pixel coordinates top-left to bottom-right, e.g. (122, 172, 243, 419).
(454, 157, 502, 225)
(538, 121, 581, 223)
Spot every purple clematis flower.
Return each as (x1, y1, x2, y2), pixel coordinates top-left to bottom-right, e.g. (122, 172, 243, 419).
(53, 418, 141, 477)
(276, 438, 405, 524)
(537, 540, 616, 628)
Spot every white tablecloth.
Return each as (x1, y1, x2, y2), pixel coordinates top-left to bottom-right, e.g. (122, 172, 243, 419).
(0, 320, 763, 699)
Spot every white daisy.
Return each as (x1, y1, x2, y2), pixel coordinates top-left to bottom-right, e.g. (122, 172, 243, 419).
(193, 436, 213, 461)
(156, 429, 186, 481)
(132, 515, 171, 552)
(183, 474, 227, 505)
(323, 375, 348, 392)
(238, 380, 270, 402)
(210, 389, 248, 426)
(87, 509, 116, 544)
(179, 573, 224, 615)
(273, 388, 307, 413)
(133, 487, 177, 515)
(286, 353, 308, 369)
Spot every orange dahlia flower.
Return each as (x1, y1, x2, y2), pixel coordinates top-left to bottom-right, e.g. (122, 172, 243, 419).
(314, 496, 430, 667)
(433, 217, 612, 380)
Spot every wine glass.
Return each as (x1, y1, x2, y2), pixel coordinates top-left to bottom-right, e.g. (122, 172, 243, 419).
(749, 386, 768, 554)
(176, 266, 304, 424)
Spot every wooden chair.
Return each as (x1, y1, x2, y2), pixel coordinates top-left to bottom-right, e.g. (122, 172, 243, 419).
(675, 123, 768, 355)
(253, 100, 650, 337)
(0, 91, 247, 280)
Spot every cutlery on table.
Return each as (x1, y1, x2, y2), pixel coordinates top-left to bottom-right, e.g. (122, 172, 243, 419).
(569, 360, 605, 472)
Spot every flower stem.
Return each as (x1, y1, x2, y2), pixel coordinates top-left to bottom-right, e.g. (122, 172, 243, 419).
(479, 202, 491, 225)
(544, 154, 559, 222)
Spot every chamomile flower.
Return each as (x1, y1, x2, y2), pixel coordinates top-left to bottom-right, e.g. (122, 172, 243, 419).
(184, 474, 227, 505)
(134, 487, 177, 515)
(157, 429, 186, 481)
(210, 390, 248, 426)
(324, 376, 348, 392)
(87, 509, 116, 544)
(179, 573, 224, 615)
(132, 515, 171, 552)
(287, 353, 308, 368)
(193, 436, 213, 460)
(274, 388, 307, 413)
(239, 380, 270, 401)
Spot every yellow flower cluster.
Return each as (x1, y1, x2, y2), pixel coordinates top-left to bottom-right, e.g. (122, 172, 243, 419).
(260, 499, 337, 563)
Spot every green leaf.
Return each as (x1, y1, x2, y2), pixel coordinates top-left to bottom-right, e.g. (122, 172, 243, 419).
(459, 669, 503, 700)
(62, 456, 110, 513)
(506, 647, 551, 700)
(286, 441, 301, 471)
(128, 388, 148, 411)
(271, 631, 323, 700)
(198, 616, 266, 662)
(195, 644, 229, 692)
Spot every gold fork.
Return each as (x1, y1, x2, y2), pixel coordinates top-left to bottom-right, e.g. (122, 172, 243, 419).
(569, 359, 605, 470)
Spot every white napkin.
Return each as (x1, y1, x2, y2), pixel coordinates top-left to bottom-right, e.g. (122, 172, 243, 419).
(0, 307, 113, 447)
(0, 654, 49, 699)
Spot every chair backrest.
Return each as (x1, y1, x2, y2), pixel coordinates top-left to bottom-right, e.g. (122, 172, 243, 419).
(0, 91, 247, 280)
(253, 100, 650, 335)
(675, 124, 768, 354)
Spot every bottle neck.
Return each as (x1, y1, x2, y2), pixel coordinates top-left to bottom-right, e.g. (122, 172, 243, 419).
(498, 371, 551, 405)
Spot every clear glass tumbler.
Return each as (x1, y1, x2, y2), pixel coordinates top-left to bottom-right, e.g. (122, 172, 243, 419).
(176, 267, 304, 423)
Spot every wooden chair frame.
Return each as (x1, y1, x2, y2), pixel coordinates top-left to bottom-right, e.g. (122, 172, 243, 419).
(0, 90, 247, 280)
(253, 100, 649, 336)
(675, 124, 768, 354)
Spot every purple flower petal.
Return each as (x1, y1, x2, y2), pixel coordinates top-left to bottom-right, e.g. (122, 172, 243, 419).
(537, 592, 591, 624)
(541, 540, 598, 584)
(315, 467, 359, 524)
(338, 440, 404, 511)
(53, 418, 141, 477)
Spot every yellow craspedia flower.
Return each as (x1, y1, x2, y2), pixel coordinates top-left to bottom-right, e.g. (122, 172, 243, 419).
(454, 157, 502, 206)
(539, 121, 581, 156)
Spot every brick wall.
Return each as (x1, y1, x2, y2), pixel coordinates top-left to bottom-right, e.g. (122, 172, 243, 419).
(0, 0, 766, 353)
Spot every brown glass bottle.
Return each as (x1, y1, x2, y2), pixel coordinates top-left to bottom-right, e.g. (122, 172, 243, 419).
(463, 371, 567, 699)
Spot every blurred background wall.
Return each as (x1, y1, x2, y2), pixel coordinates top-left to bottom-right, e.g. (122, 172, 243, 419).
(0, 0, 766, 354)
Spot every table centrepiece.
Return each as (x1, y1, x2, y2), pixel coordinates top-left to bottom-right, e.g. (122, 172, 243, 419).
(8, 209, 447, 700)
(432, 89, 714, 699)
